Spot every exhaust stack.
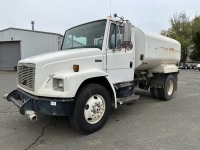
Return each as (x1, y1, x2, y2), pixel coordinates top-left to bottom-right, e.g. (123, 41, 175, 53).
(3, 94, 8, 99)
(31, 21, 35, 31)
(25, 110, 37, 122)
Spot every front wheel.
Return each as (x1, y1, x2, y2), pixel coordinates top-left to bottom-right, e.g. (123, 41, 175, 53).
(70, 84, 111, 134)
(158, 74, 175, 101)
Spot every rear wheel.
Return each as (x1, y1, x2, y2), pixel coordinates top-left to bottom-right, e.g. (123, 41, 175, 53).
(158, 74, 175, 100)
(70, 84, 111, 134)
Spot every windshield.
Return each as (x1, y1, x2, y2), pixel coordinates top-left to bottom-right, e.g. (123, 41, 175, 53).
(61, 20, 107, 50)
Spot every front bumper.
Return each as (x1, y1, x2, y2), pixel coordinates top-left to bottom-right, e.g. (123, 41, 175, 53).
(6, 89, 75, 116)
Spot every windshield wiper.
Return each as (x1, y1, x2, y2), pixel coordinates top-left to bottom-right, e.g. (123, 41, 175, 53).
(63, 45, 101, 50)
(80, 45, 101, 49)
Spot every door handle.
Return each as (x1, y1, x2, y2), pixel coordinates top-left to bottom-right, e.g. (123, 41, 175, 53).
(130, 62, 133, 68)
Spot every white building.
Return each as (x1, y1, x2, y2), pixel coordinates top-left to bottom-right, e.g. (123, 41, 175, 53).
(0, 28, 63, 70)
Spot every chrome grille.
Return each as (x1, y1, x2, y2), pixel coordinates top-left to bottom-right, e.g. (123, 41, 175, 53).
(17, 63, 35, 92)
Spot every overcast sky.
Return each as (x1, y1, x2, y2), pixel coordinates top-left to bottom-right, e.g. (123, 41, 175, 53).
(0, 0, 200, 35)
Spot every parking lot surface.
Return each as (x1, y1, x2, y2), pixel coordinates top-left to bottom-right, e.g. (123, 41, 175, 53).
(0, 70, 200, 150)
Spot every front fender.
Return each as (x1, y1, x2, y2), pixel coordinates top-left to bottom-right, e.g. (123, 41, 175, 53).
(37, 69, 110, 98)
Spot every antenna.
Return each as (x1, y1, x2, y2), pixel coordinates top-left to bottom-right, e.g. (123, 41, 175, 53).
(110, 0, 112, 16)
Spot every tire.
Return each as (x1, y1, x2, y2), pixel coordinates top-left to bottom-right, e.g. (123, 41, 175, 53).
(70, 84, 111, 134)
(150, 87, 159, 99)
(158, 74, 175, 101)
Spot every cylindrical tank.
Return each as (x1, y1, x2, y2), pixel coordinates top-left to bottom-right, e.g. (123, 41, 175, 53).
(133, 27, 181, 71)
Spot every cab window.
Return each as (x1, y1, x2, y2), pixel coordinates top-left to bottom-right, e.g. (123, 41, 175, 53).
(109, 23, 123, 49)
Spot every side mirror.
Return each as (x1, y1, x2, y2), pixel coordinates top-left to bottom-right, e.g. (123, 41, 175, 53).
(123, 22, 133, 50)
(123, 22, 132, 42)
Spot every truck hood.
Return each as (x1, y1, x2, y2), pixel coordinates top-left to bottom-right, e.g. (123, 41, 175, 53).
(19, 48, 102, 65)
(18, 48, 104, 95)
(19, 47, 104, 81)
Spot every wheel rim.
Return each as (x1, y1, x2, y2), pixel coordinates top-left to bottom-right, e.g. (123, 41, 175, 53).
(167, 79, 174, 96)
(84, 94, 106, 124)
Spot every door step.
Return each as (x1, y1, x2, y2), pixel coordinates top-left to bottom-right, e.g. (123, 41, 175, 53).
(117, 94, 140, 105)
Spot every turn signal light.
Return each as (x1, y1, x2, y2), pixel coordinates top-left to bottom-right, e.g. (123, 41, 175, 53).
(73, 64, 79, 72)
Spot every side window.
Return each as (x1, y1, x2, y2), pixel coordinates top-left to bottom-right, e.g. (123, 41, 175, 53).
(108, 24, 123, 49)
(116, 26, 123, 48)
(109, 24, 116, 49)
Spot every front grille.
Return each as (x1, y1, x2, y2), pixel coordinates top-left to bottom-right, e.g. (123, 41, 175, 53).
(17, 63, 35, 92)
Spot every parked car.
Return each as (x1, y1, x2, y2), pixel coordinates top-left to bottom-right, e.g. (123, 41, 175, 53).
(190, 63, 198, 69)
(185, 63, 193, 69)
(194, 64, 200, 71)
(179, 63, 184, 69)
(179, 63, 192, 69)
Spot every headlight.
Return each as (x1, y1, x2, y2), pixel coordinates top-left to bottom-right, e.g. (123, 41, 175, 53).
(53, 79, 64, 91)
(57, 79, 64, 88)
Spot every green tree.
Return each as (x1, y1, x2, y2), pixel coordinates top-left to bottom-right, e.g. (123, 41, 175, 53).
(191, 16, 200, 34)
(161, 12, 192, 63)
(190, 16, 200, 61)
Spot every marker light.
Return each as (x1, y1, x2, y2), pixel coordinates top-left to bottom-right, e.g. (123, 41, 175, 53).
(73, 64, 79, 72)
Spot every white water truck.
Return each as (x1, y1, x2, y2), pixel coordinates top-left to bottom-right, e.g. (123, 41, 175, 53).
(4, 14, 181, 134)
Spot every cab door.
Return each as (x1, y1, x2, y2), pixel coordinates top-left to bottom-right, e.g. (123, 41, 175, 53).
(106, 22, 133, 84)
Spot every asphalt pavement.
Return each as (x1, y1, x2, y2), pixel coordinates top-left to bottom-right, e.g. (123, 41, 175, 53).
(0, 69, 200, 150)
